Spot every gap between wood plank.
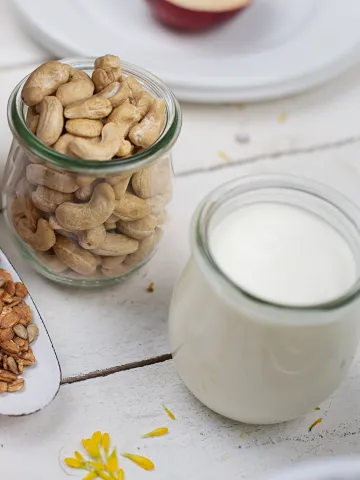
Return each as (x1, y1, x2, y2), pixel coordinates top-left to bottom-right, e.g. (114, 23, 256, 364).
(176, 135, 360, 178)
(61, 353, 172, 385)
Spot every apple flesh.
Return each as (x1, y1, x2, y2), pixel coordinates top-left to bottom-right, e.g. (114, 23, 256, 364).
(146, 0, 252, 31)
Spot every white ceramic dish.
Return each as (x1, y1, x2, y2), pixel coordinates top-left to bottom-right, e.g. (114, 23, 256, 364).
(266, 457, 360, 480)
(12, 0, 360, 102)
(0, 248, 61, 415)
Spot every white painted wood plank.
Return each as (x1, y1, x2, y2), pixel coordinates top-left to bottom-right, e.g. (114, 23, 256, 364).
(0, 1, 48, 68)
(2, 142, 360, 378)
(1, 359, 360, 479)
(175, 62, 360, 174)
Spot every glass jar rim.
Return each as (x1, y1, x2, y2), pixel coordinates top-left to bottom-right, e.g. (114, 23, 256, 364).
(193, 173, 360, 314)
(7, 57, 182, 175)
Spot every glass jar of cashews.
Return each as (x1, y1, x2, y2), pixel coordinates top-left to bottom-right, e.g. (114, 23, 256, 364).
(2, 55, 182, 286)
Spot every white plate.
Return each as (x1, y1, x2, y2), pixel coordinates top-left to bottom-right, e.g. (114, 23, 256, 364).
(0, 249, 61, 415)
(12, 0, 360, 102)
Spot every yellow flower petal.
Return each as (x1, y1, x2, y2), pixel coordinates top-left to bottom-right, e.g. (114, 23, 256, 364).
(83, 473, 97, 480)
(107, 449, 118, 473)
(92, 430, 102, 445)
(117, 468, 125, 480)
(82, 439, 101, 459)
(89, 461, 105, 470)
(97, 472, 112, 480)
(64, 457, 83, 468)
(102, 432, 110, 454)
(74, 451, 85, 461)
(142, 427, 168, 438)
(121, 453, 155, 471)
(162, 403, 175, 420)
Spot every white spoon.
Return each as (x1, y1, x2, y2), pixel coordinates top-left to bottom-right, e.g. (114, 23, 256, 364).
(0, 248, 61, 415)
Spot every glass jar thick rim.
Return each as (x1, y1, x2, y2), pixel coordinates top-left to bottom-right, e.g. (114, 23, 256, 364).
(7, 57, 182, 175)
(193, 173, 360, 314)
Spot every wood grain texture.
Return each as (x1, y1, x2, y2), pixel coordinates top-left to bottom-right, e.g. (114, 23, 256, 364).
(2, 141, 360, 378)
(1, 359, 360, 479)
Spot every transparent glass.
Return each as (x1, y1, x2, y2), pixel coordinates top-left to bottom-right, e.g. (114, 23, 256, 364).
(2, 58, 182, 286)
(169, 175, 360, 424)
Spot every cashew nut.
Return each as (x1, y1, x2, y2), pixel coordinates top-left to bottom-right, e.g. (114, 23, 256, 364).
(113, 192, 150, 222)
(78, 225, 107, 250)
(64, 96, 112, 120)
(22, 61, 70, 106)
(36, 96, 64, 146)
(32, 185, 74, 213)
(146, 190, 173, 215)
(92, 232, 138, 256)
(17, 218, 56, 252)
(117, 215, 158, 240)
(26, 107, 39, 134)
(127, 76, 154, 117)
(123, 228, 162, 267)
(36, 252, 68, 273)
(132, 160, 171, 199)
(107, 100, 141, 157)
(76, 175, 96, 188)
(104, 220, 117, 231)
(68, 122, 120, 161)
(75, 182, 97, 201)
(129, 99, 166, 149)
(26, 164, 79, 193)
(92, 55, 122, 93)
(53, 237, 98, 276)
(65, 119, 103, 138)
(55, 183, 115, 231)
(101, 256, 129, 277)
(96, 81, 130, 107)
(56, 67, 94, 106)
(109, 177, 130, 200)
(24, 194, 41, 232)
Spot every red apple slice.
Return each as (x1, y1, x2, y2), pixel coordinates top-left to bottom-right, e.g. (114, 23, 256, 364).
(146, 0, 252, 31)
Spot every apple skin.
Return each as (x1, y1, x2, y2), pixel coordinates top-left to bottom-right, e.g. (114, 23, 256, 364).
(146, 0, 247, 31)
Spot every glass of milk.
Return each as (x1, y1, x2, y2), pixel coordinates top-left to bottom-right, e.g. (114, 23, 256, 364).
(169, 174, 360, 424)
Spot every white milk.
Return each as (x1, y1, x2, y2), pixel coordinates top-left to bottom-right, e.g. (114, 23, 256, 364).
(210, 203, 357, 306)
(169, 200, 360, 424)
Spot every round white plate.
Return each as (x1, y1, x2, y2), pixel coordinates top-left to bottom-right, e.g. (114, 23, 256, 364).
(12, 0, 360, 102)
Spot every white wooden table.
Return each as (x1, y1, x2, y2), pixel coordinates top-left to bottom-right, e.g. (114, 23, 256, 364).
(2, 1, 360, 478)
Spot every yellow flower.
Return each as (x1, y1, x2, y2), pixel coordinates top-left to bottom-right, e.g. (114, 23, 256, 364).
(107, 449, 118, 473)
(117, 469, 125, 480)
(74, 451, 85, 461)
(83, 473, 97, 480)
(142, 427, 168, 438)
(121, 453, 155, 471)
(97, 471, 113, 480)
(102, 432, 110, 454)
(92, 431, 102, 445)
(82, 438, 101, 459)
(64, 457, 83, 468)
(89, 461, 105, 470)
(162, 404, 175, 420)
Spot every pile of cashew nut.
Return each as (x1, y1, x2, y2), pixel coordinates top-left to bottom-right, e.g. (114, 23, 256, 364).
(10, 55, 172, 279)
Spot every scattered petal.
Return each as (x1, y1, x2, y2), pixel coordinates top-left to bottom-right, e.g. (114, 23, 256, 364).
(107, 449, 118, 473)
(314, 407, 321, 411)
(162, 403, 175, 420)
(142, 427, 168, 438)
(239, 434, 246, 439)
(92, 431, 102, 445)
(147, 282, 154, 293)
(102, 433, 110, 454)
(65, 457, 83, 468)
(82, 439, 101, 459)
(74, 451, 85, 461)
(121, 453, 155, 471)
(278, 113, 288, 123)
(218, 150, 231, 163)
(309, 417, 323, 432)
(117, 468, 125, 480)
(97, 471, 113, 480)
(83, 473, 97, 480)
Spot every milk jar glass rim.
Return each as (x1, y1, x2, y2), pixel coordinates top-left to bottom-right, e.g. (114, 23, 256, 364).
(7, 57, 182, 175)
(192, 174, 360, 319)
